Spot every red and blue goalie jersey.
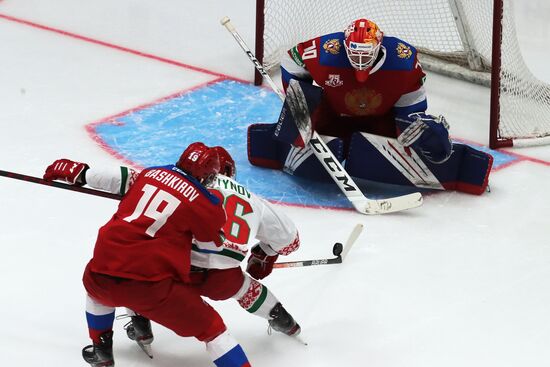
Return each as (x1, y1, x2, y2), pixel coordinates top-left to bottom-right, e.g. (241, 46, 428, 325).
(281, 31, 427, 138)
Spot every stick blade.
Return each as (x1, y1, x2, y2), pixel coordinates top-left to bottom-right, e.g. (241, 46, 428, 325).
(340, 223, 364, 261)
(353, 192, 423, 215)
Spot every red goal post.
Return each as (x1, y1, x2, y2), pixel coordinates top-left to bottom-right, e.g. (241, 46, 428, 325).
(254, 0, 550, 149)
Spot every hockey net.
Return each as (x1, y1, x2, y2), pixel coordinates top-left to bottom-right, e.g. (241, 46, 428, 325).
(255, 0, 550, 148)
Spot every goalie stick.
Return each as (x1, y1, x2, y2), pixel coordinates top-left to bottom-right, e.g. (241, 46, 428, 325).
(220, 17, 423, 215)
(273, 223, 363, 268)
(0, 170, 122, 200)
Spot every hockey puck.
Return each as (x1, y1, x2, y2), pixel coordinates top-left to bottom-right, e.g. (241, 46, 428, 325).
(332, 242, 343, 256)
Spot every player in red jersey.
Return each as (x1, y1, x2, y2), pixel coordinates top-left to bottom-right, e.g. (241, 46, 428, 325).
(43, 143, 252, 367)
(46, 146, 302, 356)
(248, 18, 492, 195)
(118, 147, 302, 351)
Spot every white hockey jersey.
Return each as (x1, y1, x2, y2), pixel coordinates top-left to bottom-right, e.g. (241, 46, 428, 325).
(83, 168, 299, 270)
(191, 174, 299, 269)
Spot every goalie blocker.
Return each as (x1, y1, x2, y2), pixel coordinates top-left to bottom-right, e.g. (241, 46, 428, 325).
(248, 80, 493, 195)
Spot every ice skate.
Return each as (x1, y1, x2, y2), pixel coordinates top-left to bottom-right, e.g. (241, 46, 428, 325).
(124, 315, 154, 358)
(82, 330, 114, 367)
(268, 302, 301, 337)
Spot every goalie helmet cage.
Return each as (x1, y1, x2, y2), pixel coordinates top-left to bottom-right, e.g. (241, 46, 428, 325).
(254, 0, 550, 149)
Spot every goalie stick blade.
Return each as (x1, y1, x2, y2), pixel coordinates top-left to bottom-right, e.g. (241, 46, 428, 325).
(352, 192, 423, 215)
(308, 134, 423, 215)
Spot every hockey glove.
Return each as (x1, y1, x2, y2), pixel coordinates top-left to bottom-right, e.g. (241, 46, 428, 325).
(396, 112, 452, 164)
(43, 158, 89, 185)
(247, 244, 279, 280)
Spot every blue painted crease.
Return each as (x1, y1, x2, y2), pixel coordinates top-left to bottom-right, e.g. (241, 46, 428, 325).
(93, 80, 517, 209)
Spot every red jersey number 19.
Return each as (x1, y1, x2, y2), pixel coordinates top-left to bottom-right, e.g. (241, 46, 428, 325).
(123, 184, 181, 237)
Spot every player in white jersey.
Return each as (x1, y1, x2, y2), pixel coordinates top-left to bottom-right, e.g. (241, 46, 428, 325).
(48, 144, 302, 356)
(190, 145, 302, 337)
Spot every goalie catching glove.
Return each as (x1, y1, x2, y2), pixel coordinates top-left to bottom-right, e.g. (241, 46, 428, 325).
(246, 243, 279, 280)
(396, 112, 452, 164)
(43, 158, 89, 185)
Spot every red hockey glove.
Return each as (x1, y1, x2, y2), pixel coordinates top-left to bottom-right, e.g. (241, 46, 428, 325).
(246, 244, 279, 280)
(43, 159, 89, 185)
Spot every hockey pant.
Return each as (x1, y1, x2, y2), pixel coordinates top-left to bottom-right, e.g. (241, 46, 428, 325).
(83, 263, 226, 342)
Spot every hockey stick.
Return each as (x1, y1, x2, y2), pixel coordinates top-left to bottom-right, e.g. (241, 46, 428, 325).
(273, 223, 363, 268)
(4, 168, 364, 268)
(220, 17, 423, 215)
(0, 170, 122, 200)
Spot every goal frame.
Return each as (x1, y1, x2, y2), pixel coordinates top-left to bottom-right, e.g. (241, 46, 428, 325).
(253, 0, 514, 149)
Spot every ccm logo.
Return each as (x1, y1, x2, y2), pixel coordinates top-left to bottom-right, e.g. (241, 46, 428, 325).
(309, 138, 358, 192)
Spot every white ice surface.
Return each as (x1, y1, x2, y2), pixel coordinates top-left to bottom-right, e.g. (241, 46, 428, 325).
(0, 1, 549, 366)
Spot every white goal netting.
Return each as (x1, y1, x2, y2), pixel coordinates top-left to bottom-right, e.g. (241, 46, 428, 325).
(259, 0, 550, 147)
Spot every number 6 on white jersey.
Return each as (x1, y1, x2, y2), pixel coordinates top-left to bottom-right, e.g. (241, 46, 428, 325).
(123, 184, 181, 237)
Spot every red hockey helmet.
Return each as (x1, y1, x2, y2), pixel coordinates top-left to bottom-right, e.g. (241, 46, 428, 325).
(344, 18, 383, 82)
(212, 146, 236, 179)
(177, 142, 220, 186)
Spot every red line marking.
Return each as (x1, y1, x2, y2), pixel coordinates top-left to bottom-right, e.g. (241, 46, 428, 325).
(495, 149, 550, 166)
(453, 137, 550, 169)
(0, 13, 359, 211)
(7, 13, 548, 208)
(0, 13, 250, 83)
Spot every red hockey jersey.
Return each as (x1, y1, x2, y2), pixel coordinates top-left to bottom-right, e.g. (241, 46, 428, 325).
(88, 165, 226, 283)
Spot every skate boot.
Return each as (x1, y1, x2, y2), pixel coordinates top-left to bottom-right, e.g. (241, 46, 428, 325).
(82, 330, 114, 367)
(268, 302, 301, 336)
(124, 315, 154, 358)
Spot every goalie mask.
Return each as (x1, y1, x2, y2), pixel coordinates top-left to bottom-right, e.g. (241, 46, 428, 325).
(177, 142, 220, 186)
(213, 146, 236, 179)
(344, 18, 383, 82)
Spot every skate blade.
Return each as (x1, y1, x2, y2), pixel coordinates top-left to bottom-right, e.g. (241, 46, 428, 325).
(268, 326, 308, 346)
(137, 342, 153, 359)
(293, 334, 308, 346)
